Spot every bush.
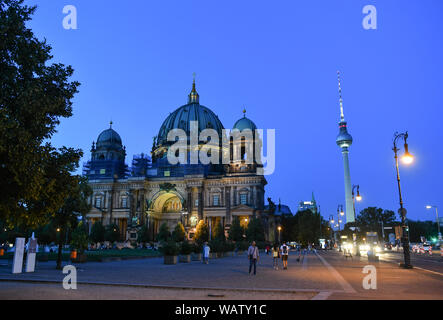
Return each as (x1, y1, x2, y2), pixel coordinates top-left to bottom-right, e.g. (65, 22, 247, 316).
(161, 241, 179, 256)
(90, 222, 105, 243)
(180, 241, 193, 255)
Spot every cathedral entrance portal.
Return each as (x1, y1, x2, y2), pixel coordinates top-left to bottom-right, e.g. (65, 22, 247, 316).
(149, 191, 186, 235)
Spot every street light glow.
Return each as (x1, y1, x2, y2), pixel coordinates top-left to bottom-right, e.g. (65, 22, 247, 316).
(401, 153, 414, 165)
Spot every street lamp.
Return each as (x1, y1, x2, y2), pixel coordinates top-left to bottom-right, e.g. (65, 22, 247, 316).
(352, 185, 362, 256)
(277, 226, 282, 244)
(425, 205, 441, 243)
(337, 205, 344, 252)
(393, 131, 414, 269)
(329, 215, 335, 249)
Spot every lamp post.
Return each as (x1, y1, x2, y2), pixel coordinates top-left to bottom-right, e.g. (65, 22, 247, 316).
(393, 131, 414, 269)
(277, 226, 282, 244)
(337, 205, 344, 252)
(352, 185, 362, 256)
(329, 215, 335, 249)
(426, 205, 441, 244)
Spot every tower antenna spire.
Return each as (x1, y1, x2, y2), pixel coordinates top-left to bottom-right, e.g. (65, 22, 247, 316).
(337, 71, 345, 121)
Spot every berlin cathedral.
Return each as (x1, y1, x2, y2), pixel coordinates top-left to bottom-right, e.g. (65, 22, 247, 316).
(83, 81, 281, 242)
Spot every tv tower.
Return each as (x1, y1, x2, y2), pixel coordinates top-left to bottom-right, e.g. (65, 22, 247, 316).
(336, 71, 355, 223)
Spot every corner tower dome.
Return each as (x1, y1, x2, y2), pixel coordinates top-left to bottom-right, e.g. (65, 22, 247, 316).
(96, 121, 123, 150)
(233, 109, 257, 131)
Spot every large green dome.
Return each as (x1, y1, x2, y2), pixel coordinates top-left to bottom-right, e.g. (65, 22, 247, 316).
(156, 81, 224, 146)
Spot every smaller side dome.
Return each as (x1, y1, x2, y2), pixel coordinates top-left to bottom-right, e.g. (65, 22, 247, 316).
(233, 110, 257, 131)
(96, 122, 123, 149)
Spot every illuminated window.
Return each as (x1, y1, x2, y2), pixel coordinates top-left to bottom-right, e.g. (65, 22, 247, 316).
(195, 199, 199, 207)
(164, 170, 170, 177)
(121, 197, 128, 208)
(100, 169, 106, 174)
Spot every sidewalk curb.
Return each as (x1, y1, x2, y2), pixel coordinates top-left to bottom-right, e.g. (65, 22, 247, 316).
(0, 277, 335, 295)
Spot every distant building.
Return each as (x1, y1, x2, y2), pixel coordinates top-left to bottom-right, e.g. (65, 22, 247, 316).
(298, 192, 318, 214)
(263, 199, 293, 243)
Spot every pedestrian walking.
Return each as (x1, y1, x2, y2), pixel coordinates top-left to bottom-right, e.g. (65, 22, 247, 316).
(248, 241, 259, 275)
(272, 243, 280, 270)
(280, 242, 289, 270)
(203, 242, 210, 264)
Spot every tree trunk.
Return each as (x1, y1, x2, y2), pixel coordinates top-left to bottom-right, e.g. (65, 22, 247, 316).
(56, 229, 64, 270)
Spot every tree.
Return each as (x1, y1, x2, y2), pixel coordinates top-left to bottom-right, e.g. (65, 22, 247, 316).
(53, 176, 91, 269)
(0, 0, 82, 228)
(90, 222, 105, 244)
(172, 222, 185, 242)
(246, 218, 265, 242)
(355, 207, 397, 236)
(194, 220, 209, 245)
(213, 222, 225, 242)
(137, 224, 151, 244)
(228, 217, 244, 242)
(35, 221, 57, 245)
(105, 224, 120, 243)
(71, 222, 89, 254)
(406, 220, 436, 243)
(156, 223, 170, 242)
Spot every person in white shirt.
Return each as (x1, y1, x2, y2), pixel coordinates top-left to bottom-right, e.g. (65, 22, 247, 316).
(280, 242, 289, 270)
(203, 242, 210, 264)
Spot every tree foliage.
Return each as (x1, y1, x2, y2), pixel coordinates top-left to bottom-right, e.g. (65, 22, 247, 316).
(90, 222, 105, 243)
(212, 221, 225, 242)
(172, 222, 185, 242)
(137, 224, 151, 244)
(0, 0, 82, 228)
(246, 218, 265, 242)
(228, 216, 244, 242)
(280, 210, 328, 246)
(156, 222, 170, 242)
(105, 224, 120, 243)
(194, 220, 209, 245)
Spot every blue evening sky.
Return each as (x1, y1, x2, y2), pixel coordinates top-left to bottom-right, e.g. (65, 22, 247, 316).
(25, 0, 443, 223)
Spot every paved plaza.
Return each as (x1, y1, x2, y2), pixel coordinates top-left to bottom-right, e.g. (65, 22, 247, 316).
(0, 250, 442, 300)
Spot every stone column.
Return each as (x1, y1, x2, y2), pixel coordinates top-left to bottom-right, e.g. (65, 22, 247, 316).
(225, 186, 231, 225)
(198, 187, 203, 221)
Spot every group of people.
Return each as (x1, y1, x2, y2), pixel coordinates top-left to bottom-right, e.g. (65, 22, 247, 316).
(248, 241, 291, 275)
(201, 241, 302, 276)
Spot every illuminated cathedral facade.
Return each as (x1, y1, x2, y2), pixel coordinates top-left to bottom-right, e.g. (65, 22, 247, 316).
(83, 81, 280, 242)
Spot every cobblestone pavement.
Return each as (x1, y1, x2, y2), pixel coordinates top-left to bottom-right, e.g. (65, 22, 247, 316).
(0, 250, 442, 300)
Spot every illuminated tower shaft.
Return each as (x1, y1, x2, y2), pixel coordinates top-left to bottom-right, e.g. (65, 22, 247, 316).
(341, 146, 354, 223)
(336, 72, 355, 223)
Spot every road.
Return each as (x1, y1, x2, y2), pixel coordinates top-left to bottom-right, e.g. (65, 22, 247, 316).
(0, 250, 441, 300)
